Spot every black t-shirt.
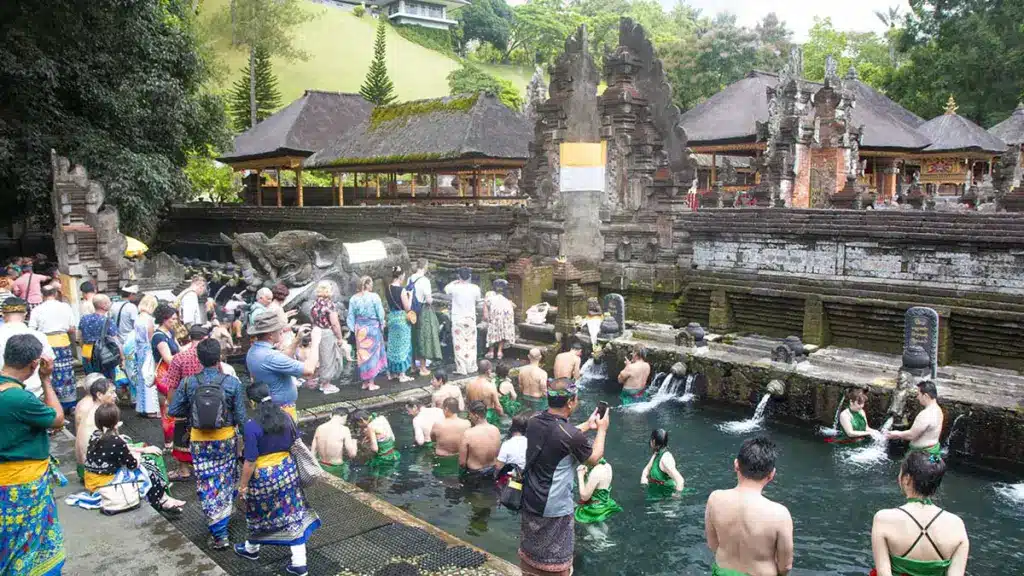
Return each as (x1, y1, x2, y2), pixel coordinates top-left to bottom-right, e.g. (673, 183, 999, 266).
(84, 431, 137, 475)
(522, 411, 593, 517)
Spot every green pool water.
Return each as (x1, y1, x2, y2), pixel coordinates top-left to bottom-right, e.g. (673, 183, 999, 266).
(338, 388, 1024, 575)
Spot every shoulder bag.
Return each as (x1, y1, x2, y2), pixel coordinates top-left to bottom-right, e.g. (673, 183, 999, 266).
(95, 314, 122, 374)
(499, 431, 546, 512)
(98, 480, 142, 515)
(289, 423, 325, 487)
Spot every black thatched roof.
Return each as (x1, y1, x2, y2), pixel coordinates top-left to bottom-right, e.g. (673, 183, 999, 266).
(218, 90, 373, 164)
(920, 109, 1007, 154)
(304, 93, 532, 170)
(679, 71, 931, 151)
(989, 102, 1024, 146)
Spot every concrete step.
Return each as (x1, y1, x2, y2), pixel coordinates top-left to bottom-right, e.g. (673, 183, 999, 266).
(518, 322, 556, 344)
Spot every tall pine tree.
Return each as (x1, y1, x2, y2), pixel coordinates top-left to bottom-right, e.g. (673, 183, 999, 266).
(360, 18, 397, 106)
(229, 45, 281, 132)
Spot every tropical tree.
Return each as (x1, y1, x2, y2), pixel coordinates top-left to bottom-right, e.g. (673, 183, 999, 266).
(662, 13, 759, 112)
(228, 45, 281, 131)
(447, 63, 524, 110)
(873, 5, 902, 67)
(360, 18, 397, 106)
(457, 0, 512, 52)
(802, 17, 891, 88)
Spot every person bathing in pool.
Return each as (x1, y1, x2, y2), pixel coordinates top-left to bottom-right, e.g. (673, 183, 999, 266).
(459, 401, 501, 484)
(870, 452, 969, 576)
(430, 397, 470, 477)
(834, 388, 876, 444)
(641, 428, 686, 497)
(310, 406, 358, 480)
(886, 381, 944, 458)
(350, 409, 400, 470)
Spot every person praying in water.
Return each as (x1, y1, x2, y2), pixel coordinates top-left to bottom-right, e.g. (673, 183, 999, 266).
(641, 428, 686, 498)
(574, 456, 622, 524)
(886, 381, 944, 458)
(351, 409, 401, 473)
(833, 388, 876, 445)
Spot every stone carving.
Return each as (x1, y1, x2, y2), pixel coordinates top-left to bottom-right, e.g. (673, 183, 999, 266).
(675, 322, 707, 348)
(523, 65, 548, 121)
(601, 293, 626, 337)
(221, 230, 409, 321)
(136, 252, 187, 291)
(615, 239, 632, 262)
(903, 306, 939, 378)
(771, 335, 807, 364)
(502, 170, 520, 195)
(642, 240, 659, 264)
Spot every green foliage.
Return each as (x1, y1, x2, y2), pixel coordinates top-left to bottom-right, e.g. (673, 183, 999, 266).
(457, 0, 512, 52)
(360, 18, 397, 106)
(228, 45, 282, 132)
(369, 94, 480, 130)
(447, 64, 524, 110)
(662, 13, 759, 112)
(184, 149, 241, 203)
(503, 0, 579, 66)
(0, 0, 230, 238)
(802, 17, 891, 89)
(392, 24, 455, 57)
(352, 5, 365, 18)
(328, 152, 454, 168)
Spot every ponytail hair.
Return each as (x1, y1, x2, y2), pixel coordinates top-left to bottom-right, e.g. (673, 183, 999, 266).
(246, 383, 290, 436)
(650, 428, 669, 450)
(94, 403, 121, 438)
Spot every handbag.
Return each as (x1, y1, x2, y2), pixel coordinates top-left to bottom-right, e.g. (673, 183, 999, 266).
(406, 310, 417, 325)
(95, 315, 122, 374)
(500, 433, 546, 512)
(98, 481, 142, 515)
(290, 435, 325, 487)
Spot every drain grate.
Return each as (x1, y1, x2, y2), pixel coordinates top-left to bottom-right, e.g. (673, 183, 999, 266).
(363, 524, 447, 558)
(419, 546, 487, 572)
(318, 534, 396, 573)
(375, 561, 421, 576)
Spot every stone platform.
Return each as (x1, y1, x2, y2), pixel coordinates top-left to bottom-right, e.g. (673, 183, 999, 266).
(604, 331, 1024, 470)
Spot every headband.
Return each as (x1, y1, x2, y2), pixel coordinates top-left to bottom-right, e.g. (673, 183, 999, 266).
(547, 383, 578, 398)
(260, 396, 272, 403)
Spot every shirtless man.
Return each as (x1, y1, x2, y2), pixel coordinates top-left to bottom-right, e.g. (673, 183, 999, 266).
(466, 359, 503, 425)
(617, 344, 652, 405)
(886, 380, 944, 458)
(553, 342, 583, 380)
(518, 348, 548, 411)
(459, 400, 502, 484)
(430, 368, 464, 412)
(431, 397, 471, 457)
(406, 400, 445, 447)
(705, 436, 794, 576)
(311, 406, 358, 479)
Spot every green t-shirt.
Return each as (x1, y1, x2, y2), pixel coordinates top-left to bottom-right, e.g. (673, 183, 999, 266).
(0, 376, 56, 462)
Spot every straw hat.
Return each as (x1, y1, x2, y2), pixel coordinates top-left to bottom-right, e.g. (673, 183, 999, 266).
(248, 310, 287, 335)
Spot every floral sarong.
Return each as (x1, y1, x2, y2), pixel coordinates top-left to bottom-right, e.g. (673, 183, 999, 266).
(385, 310, 412, 374)
(0, 461, 65, 576)
(451, 315, 477, 375)
(191, 431, 238, 539)
(134, 326, 158, 416)
(245, 452, 320, 546)
(486, 294, 516, 346)
(49, 339, 76, 411)
(354, 319, 386, 383)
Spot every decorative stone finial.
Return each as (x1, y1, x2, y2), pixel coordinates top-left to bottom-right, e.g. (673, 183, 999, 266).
(944, 95, 959, 116)
(845, 65, 858, 81)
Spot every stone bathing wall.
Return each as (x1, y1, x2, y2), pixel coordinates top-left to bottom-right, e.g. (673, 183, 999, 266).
(672, 209, 1024, 370)
(158, 204, 530, 273)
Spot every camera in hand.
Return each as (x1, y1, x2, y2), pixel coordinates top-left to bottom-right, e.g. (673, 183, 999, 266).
(596, 401, 609, 418)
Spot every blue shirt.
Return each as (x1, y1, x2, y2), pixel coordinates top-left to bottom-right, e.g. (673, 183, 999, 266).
(166, 367, 247, 428)
(243, 418, 297, 462)
(245, 341, 303, 406)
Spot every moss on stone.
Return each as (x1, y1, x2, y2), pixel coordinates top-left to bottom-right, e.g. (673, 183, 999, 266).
(327, 151, 458, 168)
(369, 94, 480, 131)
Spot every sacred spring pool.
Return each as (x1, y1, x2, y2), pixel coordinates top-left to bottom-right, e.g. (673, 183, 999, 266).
(322, 385, 1024, 575)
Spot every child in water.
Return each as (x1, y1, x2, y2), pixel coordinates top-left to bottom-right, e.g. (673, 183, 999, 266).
(641, 429, 687, 498)
(575, 457, 623, 524)
(834, 388, 876, 445)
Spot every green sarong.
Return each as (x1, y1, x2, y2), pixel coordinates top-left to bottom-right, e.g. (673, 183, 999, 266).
(433, 453, 460, 478)
(573, 464, 623, 525)
(711, 564, 751, 576)
(620, 388, 646, 405)
(368, 438, 401, 475)
(421, 441, 434, 450)
(888, 554, 952, 576)
(646, 449, 691, 500)
(76, 463, 85, 483)
(834, 410, 870, 445)
(907, 443, 943, 458)
(486, 408, 501, 427)
(321, 461, 350, 481)
(521, 395, 547, 412)
(499, 394, 522, 417)
(413, 303, 442, 361)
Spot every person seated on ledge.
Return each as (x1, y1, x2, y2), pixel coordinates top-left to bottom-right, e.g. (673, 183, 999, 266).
(459, 400, 501, 485)
(495, 361, 521, 417)
(641, 428, 686, 498)
(431, 397, 470, 477)
(870, 452, 969, 576)
(311, 406, 358, 481)
(886, 381, 944, 458)
(466, 359, 503, 426)
(350, 409, 400, 473)
(832, 388, 876, 445)
(575, 455, 622, 524)
(552, 342, 582, 381)
(618, 344, 651, 405)
(705, 436, 793, 576)
(406, 399, 444, 448)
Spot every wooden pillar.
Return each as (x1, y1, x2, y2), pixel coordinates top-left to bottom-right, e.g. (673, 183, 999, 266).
(492, 173, 498, 197)
(430, 173, 438, 196)
(458, 174, 464, 197)
(255, 170, 262, 206)
(296, 168, 304, 207)
(276, 168, 283, 207)
(335, 173, 343, 206)
(411, 173, 416, 198)
(472, 169, 479, 199)
(375, 174, 381, 199)
(710, 152, 717, 185)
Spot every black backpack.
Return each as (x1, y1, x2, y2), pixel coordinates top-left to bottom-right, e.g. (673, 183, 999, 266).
(190, 374, 227, 430)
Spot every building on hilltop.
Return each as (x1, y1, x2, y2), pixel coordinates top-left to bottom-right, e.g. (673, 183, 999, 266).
(372, 0, 467, 30)
(303, 92, 532, 203)
(217, 90, 373, 207)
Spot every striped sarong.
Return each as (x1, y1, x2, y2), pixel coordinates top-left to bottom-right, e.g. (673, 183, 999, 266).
(191, 429, 239, 539)
(0, 460, 66, 576)
(245, 452, 320, 546)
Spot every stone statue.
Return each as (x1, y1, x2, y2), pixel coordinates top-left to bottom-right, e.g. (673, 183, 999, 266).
(220, 230, 410, 321)
(523, 65, 548, 121)
(601, 293, 626, 337)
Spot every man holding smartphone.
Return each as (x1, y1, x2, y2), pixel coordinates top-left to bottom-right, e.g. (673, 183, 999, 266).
(519, 378, 609, 576)
(245, 310, 320, 422)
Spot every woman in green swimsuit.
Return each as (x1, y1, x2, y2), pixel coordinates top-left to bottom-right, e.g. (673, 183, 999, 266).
(494, 361, 521, 417)
(870, 452, 969, 576)
(351, 409, 401, 474)
(641, 429, 687, 499)
(834, 388, 876, 445)
(575, 458, 623, 524)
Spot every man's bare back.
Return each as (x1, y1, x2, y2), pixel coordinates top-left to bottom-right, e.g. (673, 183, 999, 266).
(553, 351, 581, 380)
(466, 376, 500, 410)
(460, 423, 501, 471)
(518, 363, 548, 399)
(619, 359, 651, 391)
(705, 488, 793, 576)
(431, 416, 471, 456)
(413, 406, 445, 446)
(312, 417, 358, 465)
(432, 384, 464, 411)
(909, 403, 943, 449)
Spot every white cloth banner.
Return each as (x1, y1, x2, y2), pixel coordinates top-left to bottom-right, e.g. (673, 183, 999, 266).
(560, 165, 605, 192)
(344, 240, 388, 264)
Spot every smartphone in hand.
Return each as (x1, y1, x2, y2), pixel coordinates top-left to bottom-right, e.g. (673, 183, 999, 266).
(596, 401, 609, 418)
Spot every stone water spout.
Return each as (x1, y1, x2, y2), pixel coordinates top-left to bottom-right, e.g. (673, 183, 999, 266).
(887, 371, 918, 422)
(766, 379, 786, 398)
(671, 362, 687, 379)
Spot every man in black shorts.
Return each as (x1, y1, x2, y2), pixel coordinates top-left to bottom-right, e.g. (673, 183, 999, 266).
(519, 378, 609, 575)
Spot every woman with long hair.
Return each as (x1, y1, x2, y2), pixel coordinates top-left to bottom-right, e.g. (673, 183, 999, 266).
(483, 278, 516, 360)
(234, 384, 320, 576)
(870, 452, 969, 576)
(640, 428, 686, 498)
(309, 281, 343, 395)
(385, 266, 414, 383)
(347, 276, 386, 391)
(133, 295, 160, 418)
(151, 303, 180, 449)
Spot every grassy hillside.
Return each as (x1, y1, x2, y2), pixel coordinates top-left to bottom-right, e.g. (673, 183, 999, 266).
(201, 0, 533, 104)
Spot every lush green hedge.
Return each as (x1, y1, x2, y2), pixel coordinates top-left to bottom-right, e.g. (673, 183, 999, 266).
(392, 24, 456, 57)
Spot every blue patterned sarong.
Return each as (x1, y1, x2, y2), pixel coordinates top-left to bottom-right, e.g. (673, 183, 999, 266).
(386, 310, 412, 374)
(191, 436, 239, 539)
(52, 345, 76, 411)
(245, 453, 320, 546)
(1, 466, 66, 576)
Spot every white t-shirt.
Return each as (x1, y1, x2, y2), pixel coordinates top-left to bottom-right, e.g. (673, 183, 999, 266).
(219, 362, 237, 378)
(179, 290, 202, 326)
(0, 322, 55, 397)
(408, 274, 432, 304)
(444, 281, 481, 321)
(29, 300, 75, 334)
(497, 435, 528, 469)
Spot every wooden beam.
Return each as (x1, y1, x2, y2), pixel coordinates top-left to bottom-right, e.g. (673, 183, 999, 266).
(296, 168, 304, 207)
(318, 157, 527, 174)
(227, 155, 306, 171)
(255, 170, 262, 206)
(690, 143, 766, 154)
(276, 169, 282, 207)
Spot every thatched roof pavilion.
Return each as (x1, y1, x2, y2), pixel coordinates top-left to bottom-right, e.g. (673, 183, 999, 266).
(218, 90, 373, 206)
(304, 92, 532, 201)
(989, 102, 1024, 146)
(914, 96, 1006, 191)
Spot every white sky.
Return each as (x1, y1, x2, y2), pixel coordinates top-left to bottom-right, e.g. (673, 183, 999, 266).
(681, 0, 912, 41)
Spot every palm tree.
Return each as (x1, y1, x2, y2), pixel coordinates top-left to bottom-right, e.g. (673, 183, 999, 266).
(874, 5, 901, 67)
